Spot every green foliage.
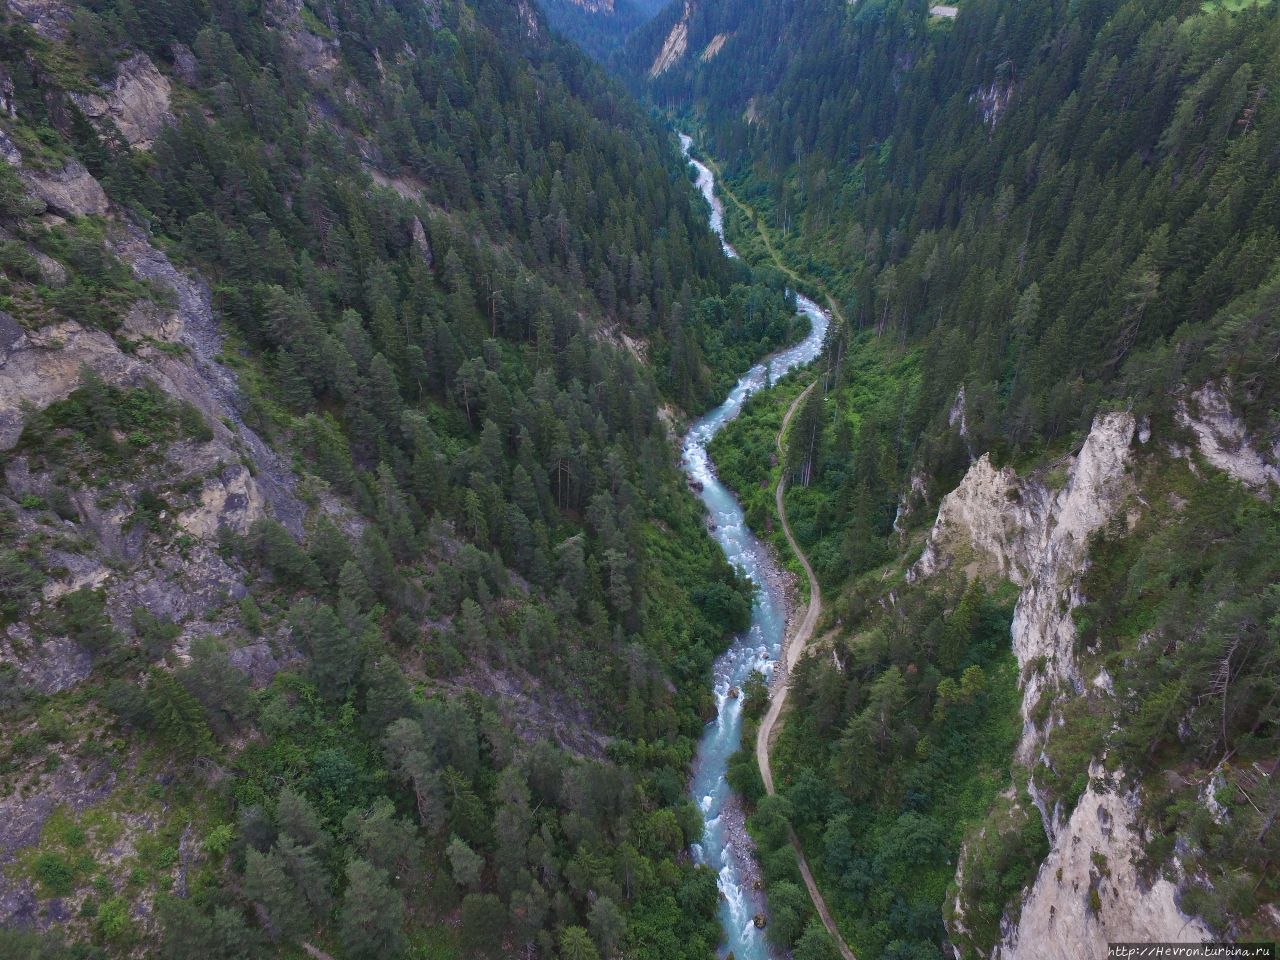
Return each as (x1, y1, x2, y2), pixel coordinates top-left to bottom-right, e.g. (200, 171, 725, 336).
(35, 220, 156, 331)
(0, 191, 153, 329)
(244, 847, 310, 940)
(792, 919, 842, 960)
(626, 866, 722, 960)
(458, 893, 506, 959)
(445, 835, 483, 890)
(132, 607, 180, 660)
(339, 860, 406, 960)
(559, 926, 601, 960)
(710, 339, 922, 586)
(741, 670, 769, 722)
(646, 0, 1280, 465)
(947, 788, 1048, 954)
(17, 377, 206, 484)
(247, 521, 319, 593)
(96, 896, 131, 942)
(146, 669, 216, 758)
(726, 744, 765, 802)
(1067, 466, 1280, 929)
(203, 824, 234, 856)
(764, 879, 809, 947)
(629, 0, 1280, 949)
(0, 0, 937, 957)
(0, 928, 106, 960)
(49, 588, 119, 653)
(735, 580, 1020, 958)
(33, 852, 76, 896)
(0, 548, 45, 622)
(156, 897, 264, 960)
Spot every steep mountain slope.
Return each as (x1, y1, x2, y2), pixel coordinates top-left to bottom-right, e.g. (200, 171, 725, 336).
(533, 0, 658, 62)
(633, 0, 1280, 957)
(0, 0, 802, 956)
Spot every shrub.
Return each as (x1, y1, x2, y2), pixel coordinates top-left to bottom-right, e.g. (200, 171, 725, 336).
(34, 853, 75, 895)
(131, 607, 181, 659)
(97, 896, 131, 940)
(0, 550, 44, 620)
(203, 824, 234, 857)
(51, 588, 120, 652)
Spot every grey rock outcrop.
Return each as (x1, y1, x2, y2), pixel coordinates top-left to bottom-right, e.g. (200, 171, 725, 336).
(19, 158, 110, 218)
(999, 766, 1211, 960)
(914, 413, 1211, 956)
(5, 0, 75, 39)
(649, 0, 691, 77)
(913, 411, 1135, 761)
(268, 0, 340, 79)
(69, 52, 173, 150)
(1176, 381, 1279, 492)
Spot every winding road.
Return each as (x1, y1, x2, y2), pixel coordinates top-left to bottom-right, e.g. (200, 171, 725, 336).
(755, 381, 857, 960)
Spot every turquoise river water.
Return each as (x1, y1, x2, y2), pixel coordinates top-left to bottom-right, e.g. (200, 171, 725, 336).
(678, 134, 829, 960)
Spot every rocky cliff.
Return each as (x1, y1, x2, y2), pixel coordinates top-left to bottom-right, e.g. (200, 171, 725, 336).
(912, 395, 1280, 957)
(648, 0, 691, 77)
(68, 52, 173, 150)
(915, 412, 1134, 757)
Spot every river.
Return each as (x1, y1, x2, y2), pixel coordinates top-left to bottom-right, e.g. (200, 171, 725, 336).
(679, 134, 829, 960)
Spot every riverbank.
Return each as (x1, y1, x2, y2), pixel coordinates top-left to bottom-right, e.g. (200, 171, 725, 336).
(681, 133, 858, 960)
(679, 133, 830, 960)
(692, 150, 847, 330)
(756, 382, 858, 960)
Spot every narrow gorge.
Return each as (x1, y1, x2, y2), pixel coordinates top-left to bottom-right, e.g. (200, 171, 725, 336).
(679, 134, 830, 960)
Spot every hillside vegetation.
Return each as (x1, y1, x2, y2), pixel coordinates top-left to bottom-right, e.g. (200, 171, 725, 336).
(629, 0, 1280, 956)
(0, 0, 803, 956)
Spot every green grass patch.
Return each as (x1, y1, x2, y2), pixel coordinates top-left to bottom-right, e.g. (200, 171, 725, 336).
(1198, 0, 1270, 13)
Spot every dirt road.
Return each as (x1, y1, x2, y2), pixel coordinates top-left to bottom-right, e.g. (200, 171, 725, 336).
(755, 380, 857, 960)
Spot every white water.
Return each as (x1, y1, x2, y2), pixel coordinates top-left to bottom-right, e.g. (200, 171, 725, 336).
(679, 133, 829, 959)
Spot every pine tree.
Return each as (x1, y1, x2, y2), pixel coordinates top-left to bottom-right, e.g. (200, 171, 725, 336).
(560, 926, 601, 960)
(339, 860, 405, 960)
(147, 670, 214, 758)
(289, 600, 360, 700)
(244, 848, 310, 941)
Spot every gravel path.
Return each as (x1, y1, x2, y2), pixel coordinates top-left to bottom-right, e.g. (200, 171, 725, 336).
(755, 380, 858, 960)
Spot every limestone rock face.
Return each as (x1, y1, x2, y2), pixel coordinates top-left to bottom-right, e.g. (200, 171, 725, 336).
(19, 157, 110, 217)
(649, 1, 691, 78)
(0, 319, 147, 449)
(999, 768, 1212, 960)
(915, 414, 1210, 956)
(1009, 412, 1135, 761)
(69, 52, 173, 150)
(700, 32, 729, 61)
(228, 642, 284, 688)
(0, 310, 23, 354)
(170, 43, 199, 85)
(1176, 382, 1279, 492)
(177, 464, 266, 539)
(516, 0, 540, 39)
(911, 453, 1038, 586)
(268, 0, 340, 79)
(411, 215, 434, 265)
(0, 157, 314, 719)
(107, 222, 306, 536)
(4, 0, 75, 39)
(913, 412, 1135, 761)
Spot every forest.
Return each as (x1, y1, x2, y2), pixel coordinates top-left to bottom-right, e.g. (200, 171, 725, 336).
(2, 0, 1279, 954)
(631, 0, 1280, 955)
(0, 0, 802, 955)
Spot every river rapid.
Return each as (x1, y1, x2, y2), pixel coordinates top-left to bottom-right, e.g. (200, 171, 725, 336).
(678, 134, 829, 960)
